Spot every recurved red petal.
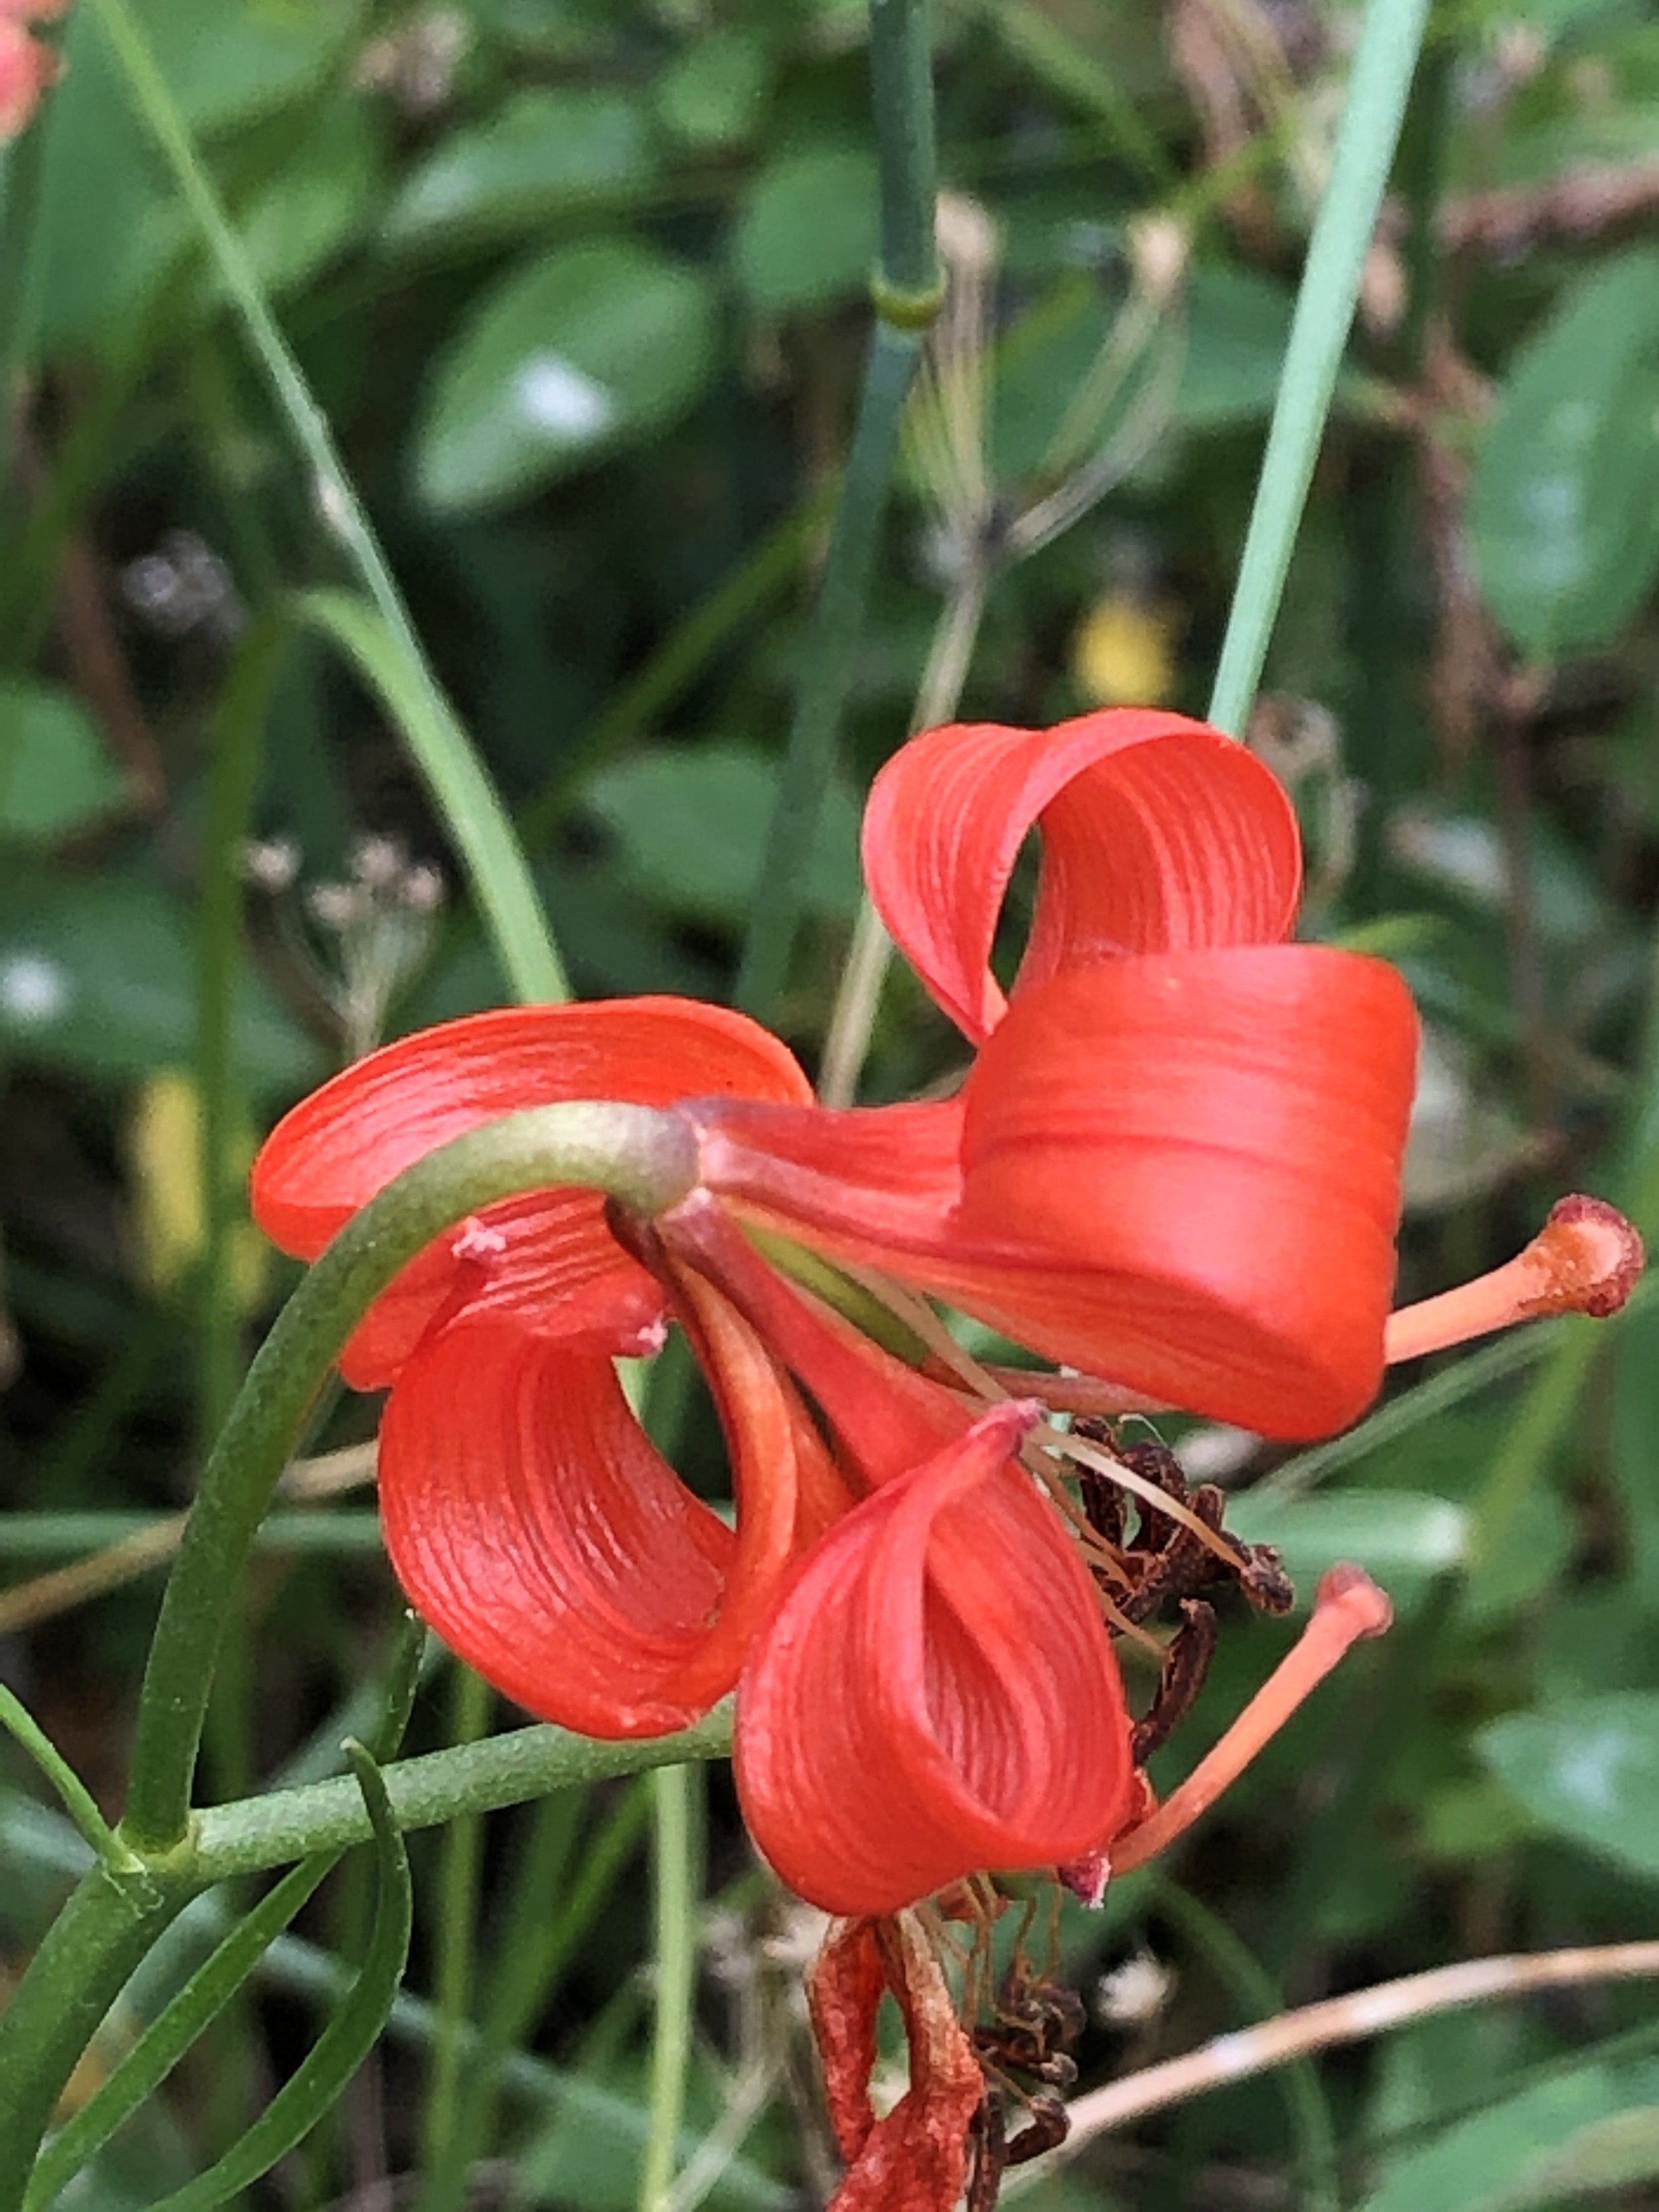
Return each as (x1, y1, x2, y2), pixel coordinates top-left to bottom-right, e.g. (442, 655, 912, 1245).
(945, 947, 1419, 1436)
(735, 1402, 1135, 1916)
(862, 711, 1302, 1042)
(252, 997, 811, 1387)
(378, 1281, 824, 1737)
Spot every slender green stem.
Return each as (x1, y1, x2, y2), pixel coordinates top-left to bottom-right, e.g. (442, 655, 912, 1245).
(191, 1708, 734, 1881)
(86, 0, 565, 1007)
(0, 1687, 135, 1875)
(735, 0, 942, 1019)
(735, 325, 922, 1019)
(1207, 0, 1431, 736)
(638, 1763, 703, 2212)
(1155, 1878, 1340, 2212)
(196, 621, 281, 1447)
(0, 1864, 195, 2205)
(521, 494, 828, 845)
(120, 1100, 699, 1858)
(418, 1666, 493, 2193)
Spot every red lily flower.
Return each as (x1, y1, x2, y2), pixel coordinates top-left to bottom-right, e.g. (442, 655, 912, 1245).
(250, 709, 1635, 1929)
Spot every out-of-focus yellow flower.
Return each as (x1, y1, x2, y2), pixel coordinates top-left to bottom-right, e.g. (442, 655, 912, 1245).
(128, 1070, 269, 1309)
(1070, 591, 1180, 707)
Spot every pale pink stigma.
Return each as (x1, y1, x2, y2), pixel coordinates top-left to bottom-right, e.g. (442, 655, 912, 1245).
(1386, 1196, 1643, 1367)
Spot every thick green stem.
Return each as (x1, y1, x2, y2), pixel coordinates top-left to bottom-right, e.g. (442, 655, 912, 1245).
(869, 0, 943, 314)
(120, 1101, 699, 1858)
(1207, 0, 1431, 737)
(735, 0, 940, 1021)
(0, 1864, 194, 2204)
(190, 1710, 735, 1882)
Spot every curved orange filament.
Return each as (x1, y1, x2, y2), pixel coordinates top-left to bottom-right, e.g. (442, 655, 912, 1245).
(1108, 1565, 1394, 1877)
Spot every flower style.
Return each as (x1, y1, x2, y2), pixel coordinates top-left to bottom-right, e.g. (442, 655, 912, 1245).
(250, 709, 1636, 1937)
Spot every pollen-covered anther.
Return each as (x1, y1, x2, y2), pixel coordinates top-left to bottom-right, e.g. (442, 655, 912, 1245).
(1384, 1195, 1644, 1366)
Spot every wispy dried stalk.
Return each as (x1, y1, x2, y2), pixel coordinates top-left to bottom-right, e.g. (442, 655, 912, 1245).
(1007, 1939, 1659, 2188)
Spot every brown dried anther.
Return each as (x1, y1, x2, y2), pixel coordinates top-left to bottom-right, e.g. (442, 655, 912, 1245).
(968, 1960, 1088, 2208)
(1074, 1422, 1293, 1625)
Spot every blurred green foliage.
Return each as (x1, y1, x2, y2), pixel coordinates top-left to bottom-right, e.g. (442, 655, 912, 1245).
(6, 0, 1659, 2205)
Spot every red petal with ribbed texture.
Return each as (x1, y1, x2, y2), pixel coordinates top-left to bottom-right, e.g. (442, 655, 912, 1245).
(946, 948, 1419, 1435)
(251, 998, 811, 1388)
(378, 1280, 830, 1736)
(735, 1402, 1134, 1915)
(862, 711, 1302, 1042)
(699, 947, 1417, 1437)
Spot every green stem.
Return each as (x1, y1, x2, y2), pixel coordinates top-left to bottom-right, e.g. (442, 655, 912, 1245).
(638, 1763, 703, 2212)
(190, 1709, 734, 1882)
(869, 0, 944, 312)
(195, 627, 279, 1448)
(1155, 1877, 1340, 2212)
(0, 1864, 195, 2204)
(417, 1666, 493, 2193)
(735, 0, 941, 1020)
(119, 1100, 699, 1858)
(1207, 0, 1431, 737)
(734, 324, 922, 1019)
(86, 0, 565, 1007)
(0, 1687, 135, 1874)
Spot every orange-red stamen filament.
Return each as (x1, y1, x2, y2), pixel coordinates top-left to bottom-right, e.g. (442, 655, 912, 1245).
(1384, 1195, 1643, 1368)
(1109, 1565, 1394, 1877)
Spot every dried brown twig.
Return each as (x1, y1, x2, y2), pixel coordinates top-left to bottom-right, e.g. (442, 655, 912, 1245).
(1009, 1939, 1659, 2186)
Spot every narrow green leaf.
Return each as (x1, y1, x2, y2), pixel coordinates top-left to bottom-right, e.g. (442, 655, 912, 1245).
(144, 1744, 414, 2212)
(25, 1621, 425, 2208)
(88, 0, 567, 1009)
(1208, 0, 1432, 733)
(295, 589, 567, 1006)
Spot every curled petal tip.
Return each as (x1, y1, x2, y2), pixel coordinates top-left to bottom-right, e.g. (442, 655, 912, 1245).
(1313, 1564, 1393, 1643)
